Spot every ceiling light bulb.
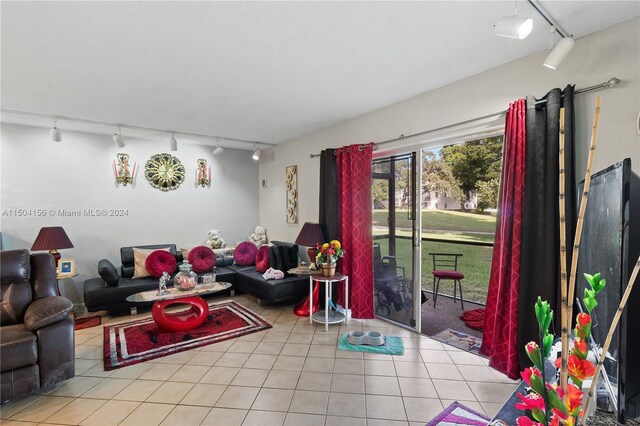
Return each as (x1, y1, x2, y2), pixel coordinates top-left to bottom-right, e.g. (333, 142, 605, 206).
(252, 149, 260, 161)
(543, 37, 575, 70)
(50, 119, 62, 142)
(169, 134, 177, 151)
(494, 16, 533, 39)
(113, 127, 125, 148)
(213, 146, 224, 155)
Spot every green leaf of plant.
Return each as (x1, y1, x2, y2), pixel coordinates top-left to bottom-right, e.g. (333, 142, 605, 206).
(584, 289, 598, 313)
(547, 387, 569, 417)
(529, 372, 546, 397)
(583, 273, 594, 286)
(543, 333, 554, 358)
(592, 278, 606, 294)
(532, 408, 546, 424)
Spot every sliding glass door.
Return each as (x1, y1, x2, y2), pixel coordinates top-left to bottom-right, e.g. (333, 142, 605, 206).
(372, 153, 420, 329)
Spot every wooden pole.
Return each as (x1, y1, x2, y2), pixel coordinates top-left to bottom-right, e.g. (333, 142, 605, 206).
(565, 97, 601, 390)
(580, 255, 640, 425)
(558, 107, 569, 398)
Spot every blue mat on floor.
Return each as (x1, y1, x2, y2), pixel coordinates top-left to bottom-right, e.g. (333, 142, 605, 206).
(337, 333, 404, 355)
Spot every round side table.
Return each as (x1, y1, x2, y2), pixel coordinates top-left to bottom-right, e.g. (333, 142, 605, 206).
(309, 273, 349, 332)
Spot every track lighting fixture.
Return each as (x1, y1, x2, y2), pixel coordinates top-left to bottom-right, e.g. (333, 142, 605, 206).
(543, 36, 575, 70)
(50, 118, 62, 142)
(213, 139, 224, 155)
(169, 134, 178, 151)
(113, 126, 126, 148)
(252, 147, 261, 161)
(494, 1, 533, 39)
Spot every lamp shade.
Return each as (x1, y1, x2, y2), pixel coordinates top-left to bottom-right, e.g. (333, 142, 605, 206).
(295, 223, 325, 247)
(31, 226, 74, 251)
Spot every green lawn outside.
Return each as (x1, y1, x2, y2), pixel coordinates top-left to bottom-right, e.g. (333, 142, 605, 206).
(376, 238, 492, 304)
(373, 209, 497, 233)
(374, 209, 496, 304)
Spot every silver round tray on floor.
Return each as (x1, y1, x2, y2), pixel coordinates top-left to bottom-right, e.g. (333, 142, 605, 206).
(311, 310, 345, 325)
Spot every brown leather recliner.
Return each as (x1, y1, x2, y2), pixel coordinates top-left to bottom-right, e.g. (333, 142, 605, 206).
(1, 249, 75, 403)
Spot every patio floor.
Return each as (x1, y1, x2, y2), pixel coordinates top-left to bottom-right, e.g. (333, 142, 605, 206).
(420, 291, 484, 340)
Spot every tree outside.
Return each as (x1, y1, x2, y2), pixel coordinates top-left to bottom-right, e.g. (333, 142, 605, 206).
(421, 135, 503, 212)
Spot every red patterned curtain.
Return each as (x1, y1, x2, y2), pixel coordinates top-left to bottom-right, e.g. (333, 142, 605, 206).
(480, 99, 527, 379)
(336, 143, 375, 319)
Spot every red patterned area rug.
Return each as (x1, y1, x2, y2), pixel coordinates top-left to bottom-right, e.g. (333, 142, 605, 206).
(104, 300, 271, 370)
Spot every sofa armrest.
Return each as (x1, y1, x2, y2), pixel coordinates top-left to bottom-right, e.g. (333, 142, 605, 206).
(24, 296, 73, 331)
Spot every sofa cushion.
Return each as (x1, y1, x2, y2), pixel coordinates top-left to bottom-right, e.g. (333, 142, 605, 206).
(146, 250, 177, 278)
(235, 269, 308, 303)
(133, 247, 170, 279)
(0, 324, 37, 371)
(98, 259, 119, 287)
(255, 246, 270, 273)
(84, 266, 238, 312)
(188, 246, 216, 273)
(234, 241, 258, 266)
(121, 244, 181, 279)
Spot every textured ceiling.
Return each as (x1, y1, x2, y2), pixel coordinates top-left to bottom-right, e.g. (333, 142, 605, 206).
(1, 1, 638, 145)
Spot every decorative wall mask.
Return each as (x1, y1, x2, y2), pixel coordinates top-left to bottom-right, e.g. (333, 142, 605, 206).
(144, 153, 185, 191)
(286, 165, 298, 224)
(113, 153, 136, 186)
(196, 159, 211, 188)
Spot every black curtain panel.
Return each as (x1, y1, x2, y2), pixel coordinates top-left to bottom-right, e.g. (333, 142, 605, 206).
(518, 85, 576, 369)
(319, 149, 340, 242)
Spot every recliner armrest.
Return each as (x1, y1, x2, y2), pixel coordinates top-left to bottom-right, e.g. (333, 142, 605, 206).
(24, 296, 73, 331)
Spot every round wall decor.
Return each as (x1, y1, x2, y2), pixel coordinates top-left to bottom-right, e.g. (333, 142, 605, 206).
(145, 153, 185, 191)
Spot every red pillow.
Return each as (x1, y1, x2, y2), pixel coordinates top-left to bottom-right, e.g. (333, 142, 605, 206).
(145, 250, 177, 278)
(255, 245, 270, 273)
(234, 241, 258, 266)
(188, 245, 217, 273)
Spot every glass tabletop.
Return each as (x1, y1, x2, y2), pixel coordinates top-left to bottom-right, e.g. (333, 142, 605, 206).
(126, 281, 232, 303)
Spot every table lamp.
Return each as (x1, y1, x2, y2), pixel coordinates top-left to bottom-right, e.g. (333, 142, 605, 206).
(295, 222, 325, 263)
(31, 226, 74, 266)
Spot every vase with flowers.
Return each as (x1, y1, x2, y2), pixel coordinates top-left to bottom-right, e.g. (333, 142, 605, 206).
(315, 240, 344, 277)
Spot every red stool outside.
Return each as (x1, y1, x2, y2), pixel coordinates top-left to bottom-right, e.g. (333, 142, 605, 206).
(152, 296, 209, 332)
(429, 253, 465, 309)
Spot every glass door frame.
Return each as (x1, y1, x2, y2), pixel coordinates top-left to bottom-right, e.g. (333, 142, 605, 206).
(371, 151, 422, 332)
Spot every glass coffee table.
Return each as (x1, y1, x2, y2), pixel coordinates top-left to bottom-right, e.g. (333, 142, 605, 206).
(126, 282, 232, 332)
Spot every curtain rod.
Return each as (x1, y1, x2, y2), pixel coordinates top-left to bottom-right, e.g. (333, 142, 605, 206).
(0, 108, 276, 148)
(309, 77, 621, 158)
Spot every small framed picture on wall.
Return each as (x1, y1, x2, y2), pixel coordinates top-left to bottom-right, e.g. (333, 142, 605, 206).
(58, 258, 76, 277)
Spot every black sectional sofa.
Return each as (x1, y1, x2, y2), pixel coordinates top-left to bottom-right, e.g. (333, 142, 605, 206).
(83, 241, 308, 314)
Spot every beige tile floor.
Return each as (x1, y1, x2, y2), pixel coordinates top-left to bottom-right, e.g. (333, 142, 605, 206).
(0, 294, 518, 426)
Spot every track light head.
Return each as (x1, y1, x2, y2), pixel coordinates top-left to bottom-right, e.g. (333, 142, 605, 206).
(494, 15, 533, 39)
(213, 146, 224, 155)
(252, 148, 261, 161)
(50, 118, 62, 142)
(113, 127, 126, 148)
(543, 37, 575, 70)
(169, 134, 178, 151)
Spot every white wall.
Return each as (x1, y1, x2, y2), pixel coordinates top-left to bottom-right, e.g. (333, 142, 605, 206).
(259, 17, 640, 243)
(1, 124, 259, 304)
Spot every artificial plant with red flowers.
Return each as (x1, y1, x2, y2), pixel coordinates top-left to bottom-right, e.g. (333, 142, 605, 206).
(516, 273, 606, 426)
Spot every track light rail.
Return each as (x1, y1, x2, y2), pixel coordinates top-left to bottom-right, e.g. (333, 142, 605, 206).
(0, 108, 276, 149)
